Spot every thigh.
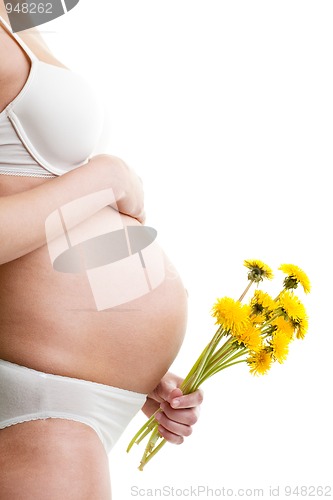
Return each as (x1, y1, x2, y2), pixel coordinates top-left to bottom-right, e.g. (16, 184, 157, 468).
(0, 419, 112, 500)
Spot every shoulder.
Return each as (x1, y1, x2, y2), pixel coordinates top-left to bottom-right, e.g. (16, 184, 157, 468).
(0, 0, 9, 21)
(0, 2, 68, 70)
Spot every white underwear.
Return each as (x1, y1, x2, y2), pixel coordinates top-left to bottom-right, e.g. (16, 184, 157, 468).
(0, 358, 147, 454)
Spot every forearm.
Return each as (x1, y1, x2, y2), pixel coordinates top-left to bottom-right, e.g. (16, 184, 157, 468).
(0, 155, 144, 264)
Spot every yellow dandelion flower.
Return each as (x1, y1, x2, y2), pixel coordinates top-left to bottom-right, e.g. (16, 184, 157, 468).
(278, 291, 306, 321)
(279, 263, 311, 294)
(272, 316, 295, 339)
(270, 330, 290, 364)
(247, 349, 272, 376)
(251, 312, 267, 325)
(251, 290, 277, 314)
(244, 259, 274, 283)
(235, 323, 263, 352)
(294, 316, 309, 340)
(211, 297, 250, 335)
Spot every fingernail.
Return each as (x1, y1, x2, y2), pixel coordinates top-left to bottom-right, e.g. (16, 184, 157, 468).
(155, 412, 162, 421)
(172, 399, 180, 407)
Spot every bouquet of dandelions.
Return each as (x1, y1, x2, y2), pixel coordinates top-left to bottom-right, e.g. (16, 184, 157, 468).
(127, 260, 310, 470)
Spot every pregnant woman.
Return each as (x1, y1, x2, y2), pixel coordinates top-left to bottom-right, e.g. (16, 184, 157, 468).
(0, 4, 203, 499)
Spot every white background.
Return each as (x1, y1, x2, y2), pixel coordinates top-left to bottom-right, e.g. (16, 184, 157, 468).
(42, 1, 332, 498)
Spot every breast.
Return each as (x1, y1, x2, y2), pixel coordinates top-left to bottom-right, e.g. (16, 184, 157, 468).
(6, 62, 104, 175)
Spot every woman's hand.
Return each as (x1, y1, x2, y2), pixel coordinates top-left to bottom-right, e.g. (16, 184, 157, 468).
(142, 372, 204, 445)
(91, 154, 146, 224)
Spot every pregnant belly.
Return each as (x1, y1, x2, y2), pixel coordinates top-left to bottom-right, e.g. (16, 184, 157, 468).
(0, 207, 188, 393)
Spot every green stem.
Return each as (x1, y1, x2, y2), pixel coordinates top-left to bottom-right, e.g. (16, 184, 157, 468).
(137, 425, 160, 469)
(238, 279, 255, 302)
(207, 345, 244, 370)
(216, 358, 248, 371)
(202, 348, 248, 382)
(199, 358, 247, 385)
(139, 437, 167, 471)
(126, 410, 161, 452)
(207, 336, 235, 365)
(181, 326, 225, 393)
(181, 326, 223, 388)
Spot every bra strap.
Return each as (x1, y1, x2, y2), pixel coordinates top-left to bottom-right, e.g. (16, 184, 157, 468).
(0, 14, 38, 62)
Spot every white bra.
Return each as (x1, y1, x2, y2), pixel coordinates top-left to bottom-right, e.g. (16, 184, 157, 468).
(0, 15, 104, 177)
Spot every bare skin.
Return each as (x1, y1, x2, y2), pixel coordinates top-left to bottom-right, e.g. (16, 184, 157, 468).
(0, 4, 203, 499)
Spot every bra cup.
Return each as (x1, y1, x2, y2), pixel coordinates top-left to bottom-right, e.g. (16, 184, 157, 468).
(9, 62, 104, 175)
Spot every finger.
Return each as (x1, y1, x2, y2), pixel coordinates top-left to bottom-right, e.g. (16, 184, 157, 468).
(169, 389, 204, 409)
(160, 402, 199, 426)
(155, 411, 193, 438)
(138, 210, 146, 224)
(157, 425, 184, 445)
